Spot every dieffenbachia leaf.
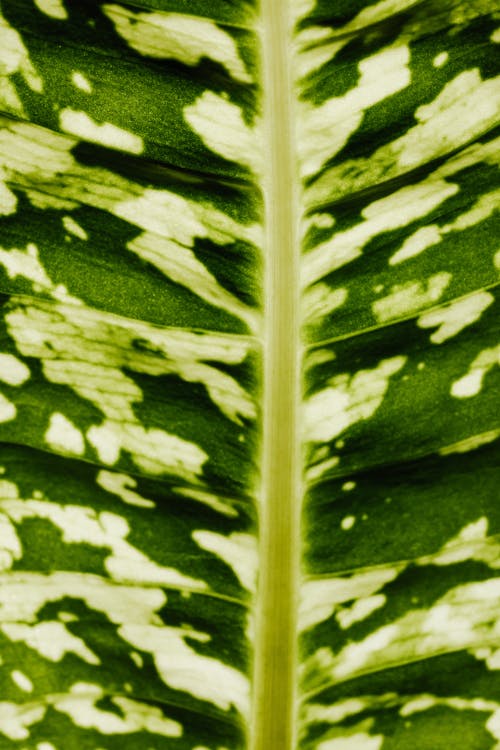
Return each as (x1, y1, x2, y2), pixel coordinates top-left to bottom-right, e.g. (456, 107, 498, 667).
(0, 0, 498, 749)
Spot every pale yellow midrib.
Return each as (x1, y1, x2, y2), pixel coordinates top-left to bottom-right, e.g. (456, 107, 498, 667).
(250, 1, 302, 749)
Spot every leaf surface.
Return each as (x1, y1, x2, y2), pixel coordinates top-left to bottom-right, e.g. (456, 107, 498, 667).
(0, 0, 499, 749)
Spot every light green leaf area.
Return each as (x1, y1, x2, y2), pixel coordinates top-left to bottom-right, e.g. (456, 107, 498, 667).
(0, 0, 499, 749)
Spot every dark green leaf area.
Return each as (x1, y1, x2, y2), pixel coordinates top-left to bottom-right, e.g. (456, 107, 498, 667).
(305, 294, 500, 482)
(310, 12, 499, 171)
(133, 371, 258, 494)
(302, 560, 496, 664)
(301, 651, 500, 750)
(2, 1, 258, 178)
(0, 444, 255, 600)
(0, 596, 249, 730)
(0, 194, 253, 334)
(0, 295, 259, 495)
(305, 153, 500, 342)
(304, 439, 500, 575)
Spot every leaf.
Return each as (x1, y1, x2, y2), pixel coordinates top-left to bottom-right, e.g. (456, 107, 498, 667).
(0, 1, 498, 749)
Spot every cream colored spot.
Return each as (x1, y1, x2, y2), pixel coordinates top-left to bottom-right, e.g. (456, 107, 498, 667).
(318, 732, 383, 750)
(0, 16, 43, 96)
(337, 595, 386, 629)
(390, 225, 442, 265)
(184, 92, 261, 175)
(60, 110, 143, 154)
(304, 179, 458, 286)
(0, 701, 45, 740)
(342, 481, 356, 491)
(192, 531, 257, 593)
(0, 394, 15, 423)
(174, 486, 238, 518)
(304, 356, 407, 443)
(3, 621, 100, 664)
(71, 71, 92, 93)
(62, 216, 88, 240)
(102, 5, 251, 83)
(299, 44, 410, 177)
(34, 0, 68, 19)
(439, 429, 500, 456)
(491, 28, 500, 44)
(3, 498, 207, 591)
(373, 273, 452, 323)
(0, 182, 16, 215)
(45, 412, 85, 456)
(11, 670, 33, 693)
(53, 682, 182, 736)
(119, 624, 250, 718)
(0, 353, 30, 386)
(433, 52, 449, 67)
(451, 345, 500, 398)
(341, 515, 356, 530)
(0, 242, 80, 303)
(304, 285, 348, 325)
(308, 71, 500, 207)
(391, 189, 500, 265)
(305, 455, 340, 483)
(299, 567, 400, 631)
(418, 291, 494, 344)
(0, 511, 22, 570)
(96, 471, 155, 509)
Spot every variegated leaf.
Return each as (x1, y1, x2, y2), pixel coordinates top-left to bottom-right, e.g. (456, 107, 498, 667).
(0, 0, 499, 749)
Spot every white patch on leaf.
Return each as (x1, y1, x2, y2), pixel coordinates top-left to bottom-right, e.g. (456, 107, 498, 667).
(299, 567, 400, 631)
(391, 189, 500, 265)
(192, 531, 258, 593)
(439, 429, 500, 455)
(0, 182, 17, 215)
(45, 412, 85, 456)
(317, 733, 383, 750)
(303, 179, 458, 286)
(60, 109, 144, 154)
(71, 71, 92, 93)
(0, 15, 44, 99)
(96, 471, 155, 509)
(451, 345, 500, 398)
(299, 44, 410, 177)
(184, 92, 261, 175)
(373, 273, 452, 323)
(34, 0, 68, 19)
(3, 498, 207, 590)
(62, 215, 88, 240)
(0, 394, 16, 423)
(0, 512, 22, 571)
(119, 624, 250, 718)
(53, 682, 182, 736)
(418, 291, 494, 344)
(0, 701, 45, 740)
(304, 356, 407, 443)
(3, 622, 100, 665)
(11, 670, 33, 693)
(0, 354, 30, 386)
(102, 5, 251, 83)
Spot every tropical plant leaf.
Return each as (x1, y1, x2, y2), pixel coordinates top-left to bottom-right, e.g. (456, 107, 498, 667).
(0, 0, 499, 749)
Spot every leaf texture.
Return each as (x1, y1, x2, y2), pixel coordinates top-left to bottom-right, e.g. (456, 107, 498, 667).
(0, 0, 498, 749)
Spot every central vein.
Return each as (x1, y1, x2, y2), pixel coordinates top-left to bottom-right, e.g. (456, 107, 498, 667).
(251, 2, 302, 749)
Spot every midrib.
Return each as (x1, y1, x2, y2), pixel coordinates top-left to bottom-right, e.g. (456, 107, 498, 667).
(251, 1, 302, 749)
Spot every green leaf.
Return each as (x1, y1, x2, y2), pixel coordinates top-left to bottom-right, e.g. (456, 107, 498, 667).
(0, 1, 499, 749)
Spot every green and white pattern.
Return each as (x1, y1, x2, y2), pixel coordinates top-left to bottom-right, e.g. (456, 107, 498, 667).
(0, 0, 498, 748)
